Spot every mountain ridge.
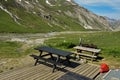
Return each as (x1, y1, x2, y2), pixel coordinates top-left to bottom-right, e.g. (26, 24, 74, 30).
(0, 0, 113, 33)
(105, 17, 120, 31)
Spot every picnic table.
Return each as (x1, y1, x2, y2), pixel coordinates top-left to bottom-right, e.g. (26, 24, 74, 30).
(73, 46, 101, 61)
(31, 46, 73, 72)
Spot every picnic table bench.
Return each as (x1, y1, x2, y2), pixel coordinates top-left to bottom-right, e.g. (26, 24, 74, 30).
(30, 54, 62, 72)
(73, 46, 101, 61)
(31, 46, 73, 72)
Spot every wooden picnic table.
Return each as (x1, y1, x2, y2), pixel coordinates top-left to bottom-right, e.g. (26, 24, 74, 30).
(31, 46, 73, 72)
(73, 46, 101, 61)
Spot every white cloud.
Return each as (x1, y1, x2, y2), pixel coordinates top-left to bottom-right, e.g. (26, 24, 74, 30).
(75, 0, 109, 5)
(75, 0, 120, 10)
(76, 0, 118, 5)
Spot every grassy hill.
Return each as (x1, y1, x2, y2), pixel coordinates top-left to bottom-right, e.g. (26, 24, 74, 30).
(0, 8, 63, 33)
(0, 0, 86, 33)
(0, 0, 112, 33)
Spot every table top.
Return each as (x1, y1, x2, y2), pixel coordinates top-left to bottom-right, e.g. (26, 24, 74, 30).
(35, 46, 73, 57)
(103, 69, 120, 80)
(74, 46, 101, 53)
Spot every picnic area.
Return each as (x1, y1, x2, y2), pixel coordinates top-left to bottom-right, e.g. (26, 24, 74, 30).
(0, 45, 103, 80)
(0, 32, 120, 80)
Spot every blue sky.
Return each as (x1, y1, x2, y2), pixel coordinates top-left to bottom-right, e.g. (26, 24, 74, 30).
(74, 0, 120, 20)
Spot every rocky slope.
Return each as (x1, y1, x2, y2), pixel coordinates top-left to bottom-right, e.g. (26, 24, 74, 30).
(0, 0, 113, 33)
(106, 17, 120, 31)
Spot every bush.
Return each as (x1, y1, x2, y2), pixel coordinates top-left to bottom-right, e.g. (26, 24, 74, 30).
(54, 42, 76, 49)
(46, 41, 76, 49)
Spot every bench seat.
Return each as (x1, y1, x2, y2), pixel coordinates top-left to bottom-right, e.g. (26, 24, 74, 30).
(74, 52, 97, 61)
(30, 54, 62, 72)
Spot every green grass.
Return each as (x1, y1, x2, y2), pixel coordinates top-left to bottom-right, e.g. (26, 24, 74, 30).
(0, 41, 36, 58)
(45, 31, 120, 55)
(0, 8, 84, 33)
(0, 9, 27, 33)
(0, 0, 87, 33)
(1, 31, 120, 59)
(0, 41, 23, 58)
(44, 31, 120, 67)
(0, 31, 120, 68)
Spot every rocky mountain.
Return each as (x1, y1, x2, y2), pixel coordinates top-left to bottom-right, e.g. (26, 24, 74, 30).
(0, 0, 113, 33)
(106, 17, 120, 31)
(115, 21, 120, 31)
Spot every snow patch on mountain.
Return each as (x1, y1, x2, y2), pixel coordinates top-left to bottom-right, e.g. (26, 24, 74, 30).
(66, 0, 71, 2)
(83, 24, 93, 29)
(46, 0, 54, 6)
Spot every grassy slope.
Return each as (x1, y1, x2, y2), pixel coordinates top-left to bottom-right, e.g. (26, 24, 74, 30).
(0, 0, 85, 33)
(0, 8, 62, 33)
(0, 41, 22, 58)
(0, 9, 27, 33)
(0, 8, 85, 33)
(42, 0, 85, 30)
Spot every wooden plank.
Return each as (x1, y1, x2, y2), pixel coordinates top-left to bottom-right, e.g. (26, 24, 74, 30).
(25, 68, 50, 80)
(82, 66, 97, 77)
(74, 46, 101, 53)
(0, 65, 35, 79)
(44, 66, 73, 80)
(49, 64, 89, 80)
(79, 65, 93, 75)
(75, 64, 90, 74)
(0, 62, 101, 80)
(28, 65, 64, 80)
(72, 64, 89, 72)
(28, 67, 52, 80)
(0, 64, 33, 78)
(1, 65, 44, 80)
(88, 67, 100, 79)
(79, 53, 97, 58)
(14, 65, 48, 80)
(41, 71, 64, 80)
(85, 66, 98, 78)
(74, 52, 97, 59)
(25, 64, 53, 80)
(95, 73, 105, 80)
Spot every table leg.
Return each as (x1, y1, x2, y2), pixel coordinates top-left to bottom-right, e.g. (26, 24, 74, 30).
(49, 53, 54, 60)
(56, 55, 60, 62)
(66, 56, 71, 66)
(77, 49, 82, 53)
(52, 55, 60, 72)
(52, 64, 56, 73)
(34, 50, 43, 66)
(39, 50, 43, 56)
(34, 59, 39, 66)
